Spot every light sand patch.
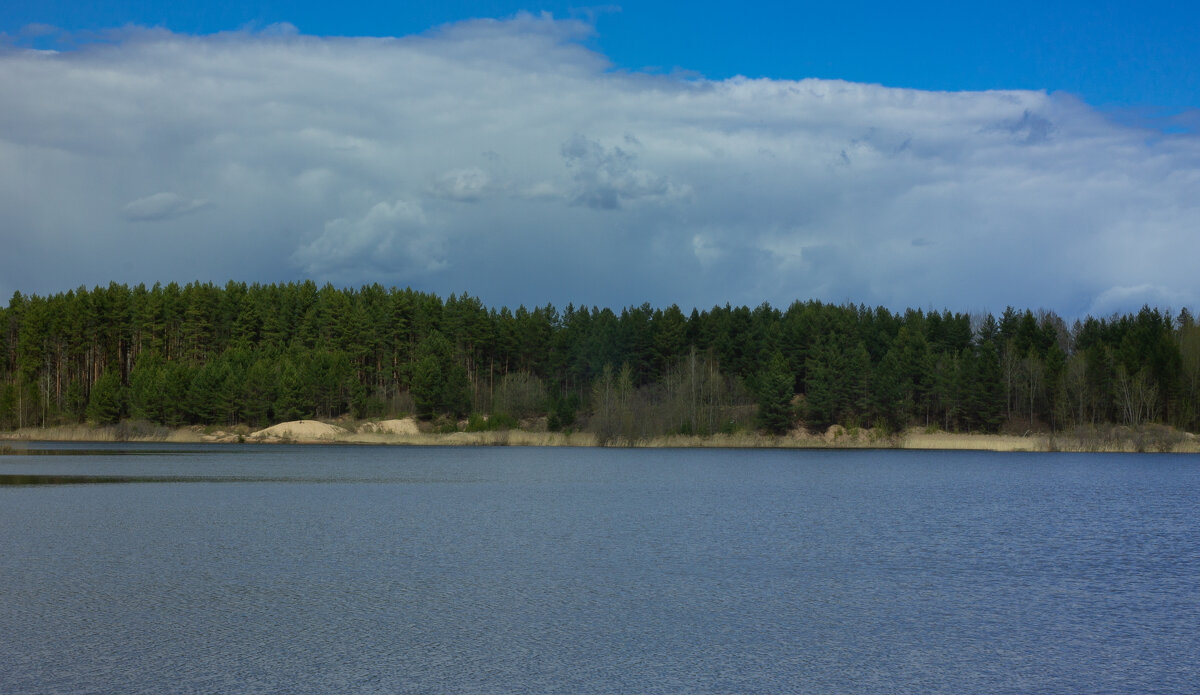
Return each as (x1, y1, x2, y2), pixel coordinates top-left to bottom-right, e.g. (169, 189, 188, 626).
(339, 429, 597, 447)
(356, 418, 420, 435)
(250, 420, 348, 441)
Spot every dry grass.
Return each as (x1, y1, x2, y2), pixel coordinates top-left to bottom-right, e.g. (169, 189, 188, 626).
(1048, 425, 1200, 454)
(1, 424, 119, 441)
(0, 423, 193, 442)
(901, 426, 1200, 453)
(900, 431, 1048, 452)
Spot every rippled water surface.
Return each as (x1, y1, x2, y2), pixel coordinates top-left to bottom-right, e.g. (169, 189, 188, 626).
(1, 443, 1198, 693)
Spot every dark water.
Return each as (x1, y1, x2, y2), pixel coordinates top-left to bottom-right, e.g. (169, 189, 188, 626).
(1, 443, 1197, 694)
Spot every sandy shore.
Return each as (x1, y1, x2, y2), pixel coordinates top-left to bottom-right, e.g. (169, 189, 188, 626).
(4, 419, 1198, 452)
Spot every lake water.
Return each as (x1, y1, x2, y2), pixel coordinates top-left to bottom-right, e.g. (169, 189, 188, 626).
(1, 443, 1197, 693)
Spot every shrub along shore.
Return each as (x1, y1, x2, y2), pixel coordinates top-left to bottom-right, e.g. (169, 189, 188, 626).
(3, 419, 1197, 454)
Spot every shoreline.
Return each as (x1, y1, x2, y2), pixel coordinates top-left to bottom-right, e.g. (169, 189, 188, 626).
(4, 420, 1198, 453)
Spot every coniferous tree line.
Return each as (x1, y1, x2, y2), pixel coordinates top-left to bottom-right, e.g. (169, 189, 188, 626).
(2, 280, 1199, 438)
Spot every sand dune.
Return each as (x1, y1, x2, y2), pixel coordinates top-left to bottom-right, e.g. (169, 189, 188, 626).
(249, 420, 348, 441)
(355, 418, 420, 435)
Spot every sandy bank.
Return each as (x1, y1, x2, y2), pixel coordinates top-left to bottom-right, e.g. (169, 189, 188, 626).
(355, 418, 420, 435)
(4, 421, 1198, 452)
(0, 423, 206, 443)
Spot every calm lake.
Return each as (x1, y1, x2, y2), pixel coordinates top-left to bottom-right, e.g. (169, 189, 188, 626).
(1, 443, 1197, 693)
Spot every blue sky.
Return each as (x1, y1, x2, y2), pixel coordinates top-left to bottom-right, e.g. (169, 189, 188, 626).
(1, 2, 1199, 316)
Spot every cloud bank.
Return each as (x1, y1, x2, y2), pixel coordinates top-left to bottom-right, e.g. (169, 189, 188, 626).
(2, 14, 1198, 316)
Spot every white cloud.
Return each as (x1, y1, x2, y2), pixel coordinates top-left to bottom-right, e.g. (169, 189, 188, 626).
(691, 233, 722, 266)
(1087, 284, 1193, 318)
(292, 200, 443, 278)
(430, 167, 492, 202)
(1, 15, 1198, 317)
(123, 192, 211, 221)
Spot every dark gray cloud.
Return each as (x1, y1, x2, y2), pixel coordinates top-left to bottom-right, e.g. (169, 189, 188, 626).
(995, 109, 1055, 144)
(1, 15, 1198, 317)
(560, 134, 685, 209)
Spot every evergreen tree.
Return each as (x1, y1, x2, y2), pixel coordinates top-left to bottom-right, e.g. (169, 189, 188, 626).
(411, 331, 470, 418)
(187, 358, 233, 424)
(757, 352, 795, 434)
(161, 361, 192, 427)
(242, 357, 278, 426)
(965, 340, 1005, 432)
(128, 352, 167, 422)
(871, 350, 907, 431)
(0, 383, 16, 430)
(87, 370, 124, 425)
(274, 357, 310, 422)
(63, 378, 88, 423)
(411, 352, 444, 419)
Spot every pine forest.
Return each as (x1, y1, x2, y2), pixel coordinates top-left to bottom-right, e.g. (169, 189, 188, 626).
(3, 281, 1199, 442)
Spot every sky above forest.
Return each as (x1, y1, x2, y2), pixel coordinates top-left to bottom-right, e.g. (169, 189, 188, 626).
(2, 1, 1199, 318)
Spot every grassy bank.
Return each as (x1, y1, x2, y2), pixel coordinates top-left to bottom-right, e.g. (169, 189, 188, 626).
(4, 420, 1199, 453)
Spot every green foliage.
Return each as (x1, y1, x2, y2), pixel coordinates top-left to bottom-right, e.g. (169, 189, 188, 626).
(433, 416, 460, 434)
(242, 358, 278, 426)
(187, 358, 234, 425)
(63, 379, 88, 423)
(353, 390, 387, 420)
(411, 331, 470, 419)
(870, 350, 908, 432)
(87, 370, 124, 425)
(129, 352, 166, 422)
(161, 361, 192, 427)
(0, 383, 17, 429)
(757, 352, 795, 435)
(303, 350, 356, 419)
(589, 363, 635, 443)
(466, 411, 519, 432)
(492, 371, 547, 419)
(964, 339, 1005, 432)
(546, 392, 580, 431)
(273, 357, 308, 421)
(465, 412, 488, 432)
(805, 336, 870, 428)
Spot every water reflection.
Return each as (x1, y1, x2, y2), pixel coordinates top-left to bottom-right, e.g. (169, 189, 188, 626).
(0, 474, 288, 486)
(1, 443, 257, 457)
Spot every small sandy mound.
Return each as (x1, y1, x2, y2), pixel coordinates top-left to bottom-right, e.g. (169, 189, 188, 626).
(250, 420, 347, 441)
(824, 424, 847, 442)
(356, 418, 420, 435)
